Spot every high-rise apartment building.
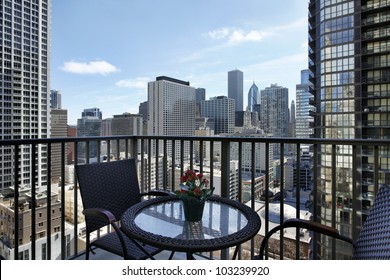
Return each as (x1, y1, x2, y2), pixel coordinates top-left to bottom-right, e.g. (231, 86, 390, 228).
(67, 125, 77, 165)
(0, 0, 51, 191)
(50, 89, 61, 109)
(228, 69, 244, 112)
(196, 88, 206, 117)
(248, 82, 260, 112)
(76, 108, 103, 162)
(111, 113, 143, 157)
(289, 100, 296, 137)
(50, 108, 68, 183)
(259, 84, 289, 138)
(147, 76, 196, 160)
(309, 0, 390, 259)
(201, 96, 235, 135)
(49, 89, 67, 184)
(138, 101, 148, 123)
(295, 69, 314, 144)
(101, 118, 112, 136)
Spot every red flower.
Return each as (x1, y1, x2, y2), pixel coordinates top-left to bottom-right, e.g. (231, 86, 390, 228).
(175, 169, 214, 200)
(180, 175, 188, 183)
(193, 187, 201, 197)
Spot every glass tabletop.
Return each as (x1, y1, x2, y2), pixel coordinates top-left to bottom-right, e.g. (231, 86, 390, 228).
(135, 198, 248, 241)
(121, 196, 261, 253)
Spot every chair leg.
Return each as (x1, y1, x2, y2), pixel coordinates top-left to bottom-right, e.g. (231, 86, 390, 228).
(85, 234, 91, 260)
(168, 251, 175, 260)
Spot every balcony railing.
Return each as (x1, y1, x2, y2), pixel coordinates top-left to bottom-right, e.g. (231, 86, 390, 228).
(1, 135, 390, 260)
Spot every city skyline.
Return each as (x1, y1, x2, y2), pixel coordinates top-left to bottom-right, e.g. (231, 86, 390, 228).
(51, 0, 309, 125)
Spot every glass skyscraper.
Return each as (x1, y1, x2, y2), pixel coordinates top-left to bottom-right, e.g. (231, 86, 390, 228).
(77, 108, 103, 162)
(201, 96, 235, 135)
(295, 69, 314, 142)
(248, 82, 260, 112)
(309, 0, 390, 259)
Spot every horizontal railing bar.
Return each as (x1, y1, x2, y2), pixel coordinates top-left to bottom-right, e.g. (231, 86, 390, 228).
(2, 136, 390, 146)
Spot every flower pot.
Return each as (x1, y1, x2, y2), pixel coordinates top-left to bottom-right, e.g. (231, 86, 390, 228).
(180, 196, 205, 222)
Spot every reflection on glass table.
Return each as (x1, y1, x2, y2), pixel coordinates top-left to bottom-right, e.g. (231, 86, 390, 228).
(121, 196, 261, 260)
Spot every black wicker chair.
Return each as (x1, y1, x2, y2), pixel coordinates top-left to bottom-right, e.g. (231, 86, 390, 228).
(255, 185, 390, 260)
(76, 159, 174, 260)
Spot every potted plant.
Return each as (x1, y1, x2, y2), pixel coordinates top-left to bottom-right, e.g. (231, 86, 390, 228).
(175, 169, 214, 222)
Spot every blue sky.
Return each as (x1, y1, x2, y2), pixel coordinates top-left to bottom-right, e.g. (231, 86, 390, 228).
(51, 0, 309, 125)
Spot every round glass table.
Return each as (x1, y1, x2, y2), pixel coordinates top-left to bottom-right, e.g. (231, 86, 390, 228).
(121, 195, 261, 259)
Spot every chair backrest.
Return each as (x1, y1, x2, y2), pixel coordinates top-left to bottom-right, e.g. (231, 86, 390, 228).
(353, 185, 390, 259)
(75, 159, 142, 233)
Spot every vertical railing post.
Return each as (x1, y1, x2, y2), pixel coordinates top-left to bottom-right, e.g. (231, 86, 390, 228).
(279, 144, 284, 259)
(14, 144, 20, 260)
(61, 142, 66, 260)
(220, 140, 230, 260)
(147, 140, 152, 192)
(46, 143, 52, 260)
(352, 144, 358, 243)
(132, 136, 138, 162)
(163, 139, 168, 190)
(220, 140, 230, 199)
(312, 143, 318, 259)
(331, 144, 337, 260)
(238, 141, 243, 202)
(171, 140, 176, 191)
(140, 138, 145, 193)
(155, 139, 160, 189)
(189, 140, 194, 170)
(295, 143, 301, 259)
(264, 142, 270, 259)
(31, 144, 37, 260)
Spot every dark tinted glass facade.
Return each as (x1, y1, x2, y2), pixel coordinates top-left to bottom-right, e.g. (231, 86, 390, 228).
(309, 0, 390, 259)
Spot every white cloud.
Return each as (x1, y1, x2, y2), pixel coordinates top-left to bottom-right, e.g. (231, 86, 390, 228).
(60, 60, 119, 75)
(207, 28, 230, 39)
(115, 77, 150, 89)
(228, 30, 267, 44)
(206, 27, 268, 44)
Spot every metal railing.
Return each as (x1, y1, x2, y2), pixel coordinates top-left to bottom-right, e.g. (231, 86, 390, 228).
(1, 135, 390, 260)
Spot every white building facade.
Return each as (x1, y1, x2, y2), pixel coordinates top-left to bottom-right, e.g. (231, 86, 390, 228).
(147, 76, 196, 161)
(0, 0, 51, 191)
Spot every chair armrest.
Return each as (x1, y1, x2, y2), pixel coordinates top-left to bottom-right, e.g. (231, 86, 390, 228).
(83, 208, 117, 224)
(258, 218, 353, 259)
(140, 189, 176, 197)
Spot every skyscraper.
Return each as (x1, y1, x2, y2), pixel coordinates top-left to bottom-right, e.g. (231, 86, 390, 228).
(289, 100, 296, 137)
(77, 108, 103, 162)
(201, 96, 235, 135)
(147, 76, 196, 160)
(111, 113, 143, 157)
(195, 88, 206, 117)
(50, 89, 67, 184)
(309, 0, 390, 259)
(228, 69, 244, 112)
(50, 90, 62, 109)
(248, 82, 260, 112)
(0, 0, 51, 191)
(259, 84, 289, 138)
(295, 69, 314, 144)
